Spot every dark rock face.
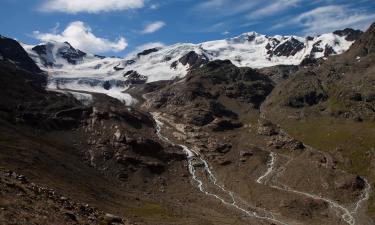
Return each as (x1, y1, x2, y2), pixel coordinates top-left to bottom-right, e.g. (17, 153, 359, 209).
(0, 59, 87, 130)
(101, 79, 127, 90)
(285, 72, 328, 108)
(265, 38, 281, 55)
(209, 119, 243, 132)
(137, 48, 160, 57)
(124, 70, 147, 85)
(258, 119, 279, 136)
(113, 64, 124, 71)
(333, 28, 363, 42)
(177, 51, 208, 70)
(225, 81, 274, 108)
(300, 57, 318, 67)
(32, 42, 87, 67)
(288, 91, 328, 108)
(324, 45, 336, 57)
(309, 41, 324, 57)
(258, 65, 300, 84)
(83, 105, 184, 178)
(0, 36, 41, 73)
(184, 109, 215, 126)
(60, 42, 86, 64)
(272, 38, 305, 57)
(348, 22, 375, 56)
(145, 60, 273, 130)
(265, 22, 375, 121)
(94, 54, 106, 59)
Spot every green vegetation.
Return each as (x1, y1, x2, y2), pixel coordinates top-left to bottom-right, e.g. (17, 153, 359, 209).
(280, 116, 375, 174)
(326, 96, 347, 113)
(126, 201, 176, 222)
(277, 116, 375, 218)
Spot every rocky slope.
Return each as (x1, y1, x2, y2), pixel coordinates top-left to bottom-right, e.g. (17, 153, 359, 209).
(262, 22, 375, 222)
(0, 35, 41, 73)
(143, 60, 274, 127)
(264, 23, 375, 121)
(0, 169, 130, 225)
(0, 38, 264, 225)
(1, 23, 374, 225)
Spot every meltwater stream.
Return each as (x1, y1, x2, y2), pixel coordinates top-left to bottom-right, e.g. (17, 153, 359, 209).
(152, 113, 290, 225)
(258, 106, 372, 225)
(257, 151, 371, 225)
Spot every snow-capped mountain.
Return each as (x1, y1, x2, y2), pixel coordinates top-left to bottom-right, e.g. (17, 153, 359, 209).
(24, 28, 361, 81)
(20, 28, 362, 105)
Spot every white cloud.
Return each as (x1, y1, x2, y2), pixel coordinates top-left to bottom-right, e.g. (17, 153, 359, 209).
(149, 3, 160, 10)
(247, 0, 301, 19)
(222, 31, 230, 35)
(50, 22, 60, 34)
(141, 21, 166, 34)
(272, 5, 375, 35)
(200, 22, 226, 33)
(33, 21, 127, 54)
(41, 0, 144, 13)
(194, 0, 260, 17)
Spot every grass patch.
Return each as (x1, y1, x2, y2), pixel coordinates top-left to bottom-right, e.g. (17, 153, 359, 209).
(280, 117, 375, 174)
(326, 97, 347, 113)
(276, 115, 375, 218)
(126, 201, 176, 222)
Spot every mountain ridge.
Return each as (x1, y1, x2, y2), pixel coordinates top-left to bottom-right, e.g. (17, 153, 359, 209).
(21, 28, 362, 76)
(9, 27, 361, 106)
(0, 22, 375, 225)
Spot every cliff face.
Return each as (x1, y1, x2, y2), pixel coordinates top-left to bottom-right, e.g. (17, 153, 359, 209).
(0, 36, 41, 73)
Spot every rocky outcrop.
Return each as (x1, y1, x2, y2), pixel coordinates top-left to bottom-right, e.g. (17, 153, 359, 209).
(145, 60, 273, 130)
(32, 42, 87, 67)
(0, 36, 41, 73)
(0, 169, 127, 225)
(348, 22, 375, 56)
(0, 60, 89, 130)
(257, 119, 280, 136)
(333, 28, 363, 42)
(137, 48, 160, 57)
(172, 51, 208, 70)
(124, 70, 147, 85)
(265, 22, 375, 121)
(82, 105, 185, 181)
(258, 120, 305, 151)
(272, 37, 305, 57)
(258, 65, 299, 84)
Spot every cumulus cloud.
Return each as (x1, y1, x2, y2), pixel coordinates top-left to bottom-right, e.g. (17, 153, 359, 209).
(41, 0, 144, 13)
(33, 21, 127, 54)
(272, 5, 375, 35)
(141, 21, 166, 34)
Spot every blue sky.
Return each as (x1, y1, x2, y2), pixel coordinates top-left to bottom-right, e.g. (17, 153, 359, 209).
(1, 0, 375, 56)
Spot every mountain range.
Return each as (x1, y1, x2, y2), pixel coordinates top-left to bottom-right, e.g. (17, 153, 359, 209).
(0, 23, 374, 225)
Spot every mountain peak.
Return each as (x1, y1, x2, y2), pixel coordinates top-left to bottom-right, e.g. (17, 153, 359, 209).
(333, 28, 363, 41)
(0, 35, 41, 73)
(347, 22, 375, 56)
(31, 41, 87, 67)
